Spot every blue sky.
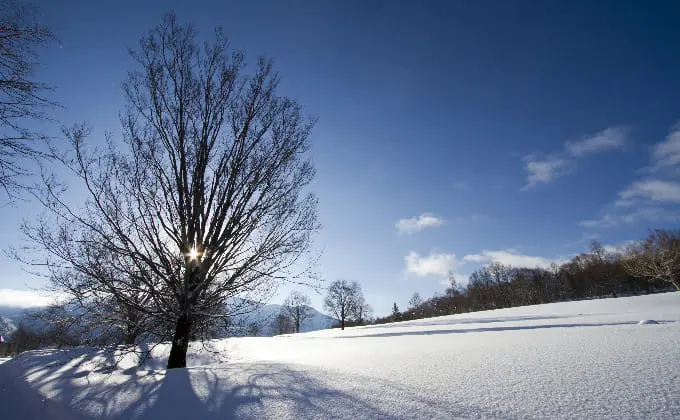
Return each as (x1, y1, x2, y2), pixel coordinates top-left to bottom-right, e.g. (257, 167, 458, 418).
(2, 0, 680, 316)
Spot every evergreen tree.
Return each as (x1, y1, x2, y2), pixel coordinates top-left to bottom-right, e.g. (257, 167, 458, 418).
(391, 302, 401, 322)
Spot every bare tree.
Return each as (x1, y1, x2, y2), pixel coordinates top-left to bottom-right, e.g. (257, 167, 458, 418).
(324, 280, 363, 330)
(351, 300, 372, 326)
(18, 224, 162, 346)
(26, 14, 318, 368)
(283, 290, 311, 333)
(246, 322, 261, 337)
(348, 284, 371, 325)
(0, 0, 55, 197)
(270, 313, 293, 336)
(622, 229, 680, 291)
(408, 292, 423, 310)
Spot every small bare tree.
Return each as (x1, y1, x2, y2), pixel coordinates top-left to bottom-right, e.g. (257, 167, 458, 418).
(26, 13, 318, 368)
(622, 229, 680, 291)
(0, 0, 55, 197)
(408, 292, 423, 310)
(283, 290, 311, 333)
(270, 313, 293, 336)
(324, 280, 363, 330)
(351, 300, 372, 326)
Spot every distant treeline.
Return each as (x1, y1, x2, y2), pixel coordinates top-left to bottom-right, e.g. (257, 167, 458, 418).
(374, 230, 679, 325)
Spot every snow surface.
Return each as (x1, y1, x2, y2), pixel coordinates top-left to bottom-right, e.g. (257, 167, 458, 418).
(1, 292, 679, 419)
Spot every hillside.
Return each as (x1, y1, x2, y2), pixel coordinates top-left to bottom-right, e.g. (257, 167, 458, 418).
(230, 301, 336, 335)
(0, 292, 678, 419)
(0, 306, 42, 339)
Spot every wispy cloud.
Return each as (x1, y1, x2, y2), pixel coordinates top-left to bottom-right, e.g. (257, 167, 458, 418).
(0, 289, 61, 309)
(521, 126, 628, 190)
(617, 179, 680, 206)
(565, 126, 629, 157)
(521, 155, 572, 190)
(463, 249, 566, 269)
(581, 121, 680, 229)
(396, 213, 444, 235)
(579, 206, 680, 229)
(404, 251, 458, 277)
(648, 123, 680, 172)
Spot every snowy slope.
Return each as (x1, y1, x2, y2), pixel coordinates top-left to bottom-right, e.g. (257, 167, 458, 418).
(1, 292, 679, 419)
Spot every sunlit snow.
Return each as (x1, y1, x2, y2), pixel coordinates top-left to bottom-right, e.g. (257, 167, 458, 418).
(1, 292, 678, 419)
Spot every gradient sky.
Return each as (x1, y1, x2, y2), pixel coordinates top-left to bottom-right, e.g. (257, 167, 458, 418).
(2, 0, 680, 316)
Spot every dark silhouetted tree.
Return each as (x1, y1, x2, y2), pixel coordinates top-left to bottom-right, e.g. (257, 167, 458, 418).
(271, 313, 293, 336)
(391, 302, 401, 322)
(324, 280, 363, 330)
(408, 292, 422, 310)
(25, 14, 318, 369)
(0, 0, 56, 197)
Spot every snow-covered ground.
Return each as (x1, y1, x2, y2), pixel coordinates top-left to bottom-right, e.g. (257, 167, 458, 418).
(1, 292, 679, 419)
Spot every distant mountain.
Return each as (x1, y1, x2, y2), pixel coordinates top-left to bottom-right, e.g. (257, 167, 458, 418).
(0, 306, 45, 339)
(231, 302, 335, 336)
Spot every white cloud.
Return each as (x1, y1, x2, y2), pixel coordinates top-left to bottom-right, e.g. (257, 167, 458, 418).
(649, 123, 680, 171)
(396, 213, 444, 235)
(521, 155, 572, 190)
(617, 179, 680, 205)
(579, 215, 618, 228)
(0, 288, 61, 308)
(565, 126, 628, 157)
(521, 126, 628, 190)
(463, 249, 566, 269)
(579, 122, 680, 230)
(404, 251, 458, 277)
(601, 241, 636, 255)
(579, 206, 680, 228)
(461, 253, 487, 262)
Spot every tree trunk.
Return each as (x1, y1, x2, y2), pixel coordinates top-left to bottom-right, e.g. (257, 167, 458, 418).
(167, 313, 193, 369)
(672, 279, 680, 291)
(340, 317, 345, 330)
(124, 320, 136, 345)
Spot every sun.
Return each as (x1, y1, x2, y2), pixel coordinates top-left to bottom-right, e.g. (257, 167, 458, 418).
(188, 247, 200, 261)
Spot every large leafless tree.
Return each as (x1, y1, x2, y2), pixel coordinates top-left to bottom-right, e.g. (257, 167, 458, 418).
(282, 290, 311, 333)
(622, 229, 680, 291)
(27, 14, 318, 368)
(324, 280, 363, 330)
(0, 0, 55, 197)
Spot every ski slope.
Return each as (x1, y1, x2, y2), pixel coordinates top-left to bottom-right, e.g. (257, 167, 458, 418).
(1, 292, 678, 419)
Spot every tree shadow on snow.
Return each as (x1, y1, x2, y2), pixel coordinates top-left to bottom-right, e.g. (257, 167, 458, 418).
(341, 320, 675, 339)
(360, 314, 573, 330)
(6, 349, 508, 419)
(115, 363, 488, 419)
